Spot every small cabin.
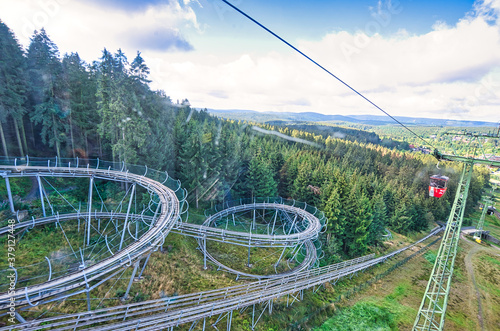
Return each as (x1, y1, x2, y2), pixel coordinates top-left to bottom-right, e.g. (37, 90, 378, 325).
(487, 206, 496, 215)
(429, 175, 449, 198)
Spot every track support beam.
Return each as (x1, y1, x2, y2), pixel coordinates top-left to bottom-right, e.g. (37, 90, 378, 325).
(123, 261, 140, 301)
(87, 176, 93, 246)
(4, 176, 15, 214)
(137, 251, 152, 279)
(36, 175, 46, 217)
(120, 183, 136, 250)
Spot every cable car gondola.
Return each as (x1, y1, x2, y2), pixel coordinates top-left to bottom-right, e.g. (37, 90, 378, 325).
(429, 175, 449, 198)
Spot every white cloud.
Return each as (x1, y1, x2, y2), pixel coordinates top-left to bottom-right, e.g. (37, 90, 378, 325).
(1, 0, 499, 122)
(149, 0, 500, 122)
(0, 0, 198, 59)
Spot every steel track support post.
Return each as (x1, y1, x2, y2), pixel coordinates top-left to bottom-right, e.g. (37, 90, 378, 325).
(119, 183, 136, 250)
(203, 318, 206, 331)
(4, 176, 15, 214)
(247, 245, 251, 267)
(86, 289, 91, 311)
(227, 310, 233, 331)
(252, 208, 256, 230)
(275, 246, 287, 270)
(36, 175, 46, 217)
(271, 210, 278, 234)
(203, 236, 208, 270)
(152, 194, 161, 225)
(123, 261, 140, 301)
(15, 312, 26, 324)
(87, 176, 94, 246)
(137, 250, 152, 279)
(287, 215, 298, 235)
(252, 304, 255, 329)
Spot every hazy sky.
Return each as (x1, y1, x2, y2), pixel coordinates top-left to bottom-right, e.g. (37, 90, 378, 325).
(1, 0, 499, 122)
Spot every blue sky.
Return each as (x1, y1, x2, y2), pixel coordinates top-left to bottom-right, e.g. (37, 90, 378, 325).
(0, 0, 499, 121)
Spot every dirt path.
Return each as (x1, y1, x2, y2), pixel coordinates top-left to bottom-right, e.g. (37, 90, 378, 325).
(464, 242, 485, 331)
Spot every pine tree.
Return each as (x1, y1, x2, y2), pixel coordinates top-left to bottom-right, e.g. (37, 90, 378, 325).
(130, 51, 151, 86)
(0, 20, 28, 157)
(62, 52, 99, 157)
(27, 28, 68, 160)
(96, 48, 147, 163)
(140, 90, 176, 173)
(369, 194, 387, 245)
(248, 155, 277, 199)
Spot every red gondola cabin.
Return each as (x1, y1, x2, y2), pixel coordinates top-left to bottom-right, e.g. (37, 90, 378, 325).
(429, 175, 449, 198)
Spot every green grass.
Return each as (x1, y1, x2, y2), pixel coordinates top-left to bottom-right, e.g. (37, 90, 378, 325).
(206, 240, 301, 275)
(447, 311, 476, 330)
(423, 250, 437, 265)
(313, 301, 396, 331)
(480, 254, 500, 267)
(313, 282, 415, 331)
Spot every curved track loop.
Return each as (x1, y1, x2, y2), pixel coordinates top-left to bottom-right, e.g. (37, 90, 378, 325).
(200, 202, 323, 246)
(194, 201, 323, 279)
(1, 211, 319, 280)
(0, 227, 441, 330)
(198, 238, 317, 279)
(0, 159, 183, 309)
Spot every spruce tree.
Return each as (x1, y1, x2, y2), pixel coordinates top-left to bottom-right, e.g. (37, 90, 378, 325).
(0, 20, 28, 157)
(27, 28, 68, 160)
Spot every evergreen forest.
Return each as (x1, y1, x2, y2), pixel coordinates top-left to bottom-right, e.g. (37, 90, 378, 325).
(0, 20, 491, 263)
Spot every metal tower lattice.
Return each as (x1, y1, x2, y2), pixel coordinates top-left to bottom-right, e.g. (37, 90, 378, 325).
(412, 162, 474, 331)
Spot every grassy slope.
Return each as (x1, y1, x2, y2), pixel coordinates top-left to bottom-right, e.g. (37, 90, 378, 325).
(312, 237, 500, 331)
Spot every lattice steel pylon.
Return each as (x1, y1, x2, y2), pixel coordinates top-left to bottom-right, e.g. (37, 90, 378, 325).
(412, 162, 474, 331)
(412, 129, 500, 330)
(473, 197, 492, 243)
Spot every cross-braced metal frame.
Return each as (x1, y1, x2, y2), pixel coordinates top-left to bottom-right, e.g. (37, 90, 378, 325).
(0, 156, 188, 313)
(413, 162, 474, 330)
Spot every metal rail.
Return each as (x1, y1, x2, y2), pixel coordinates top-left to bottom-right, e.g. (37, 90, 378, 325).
(0, 158, 184, 309)
(1, 210, 319, 248)
(0, 156, 443, 330)
(0, 211, 320, 280)
(0, 227, 441, 330)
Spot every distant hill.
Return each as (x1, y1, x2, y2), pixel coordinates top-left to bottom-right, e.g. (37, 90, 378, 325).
(207, 109, 497, 127)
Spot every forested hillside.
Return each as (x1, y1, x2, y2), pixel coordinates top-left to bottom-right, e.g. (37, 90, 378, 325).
(0, 21, 490, 261)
